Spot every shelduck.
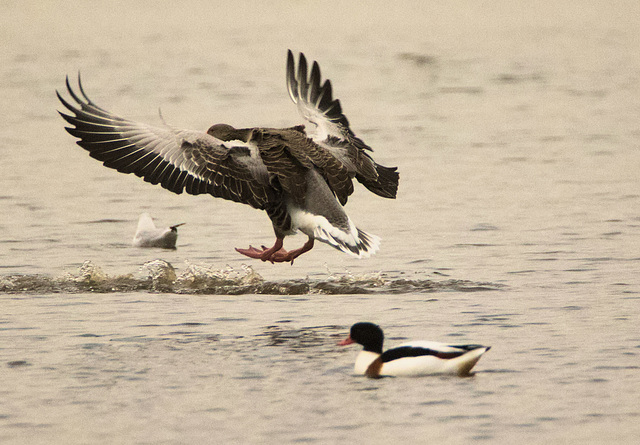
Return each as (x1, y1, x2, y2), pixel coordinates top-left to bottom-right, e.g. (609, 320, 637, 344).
(339, 322, 490, 378)
(57, 50, 398, 264)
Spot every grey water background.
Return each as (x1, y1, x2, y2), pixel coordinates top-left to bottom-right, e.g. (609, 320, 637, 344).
(1, 1, 639, 443)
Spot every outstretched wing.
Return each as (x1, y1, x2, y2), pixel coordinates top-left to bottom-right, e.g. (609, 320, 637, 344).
(57, 75, 274, 210)
(286, 50, 398, 199)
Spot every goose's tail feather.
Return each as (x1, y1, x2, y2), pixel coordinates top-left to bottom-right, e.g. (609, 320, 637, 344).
(315, 224, 381, 258)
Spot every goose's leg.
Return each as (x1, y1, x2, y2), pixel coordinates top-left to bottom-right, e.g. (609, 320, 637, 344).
(235, 238, 284, 262)
(269, 237, 314, 264)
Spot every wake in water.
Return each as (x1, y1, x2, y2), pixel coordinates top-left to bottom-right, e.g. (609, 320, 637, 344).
(0, 260, 501, 295)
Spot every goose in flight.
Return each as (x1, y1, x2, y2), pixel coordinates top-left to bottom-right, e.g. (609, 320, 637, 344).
(57, 50, 399, 264)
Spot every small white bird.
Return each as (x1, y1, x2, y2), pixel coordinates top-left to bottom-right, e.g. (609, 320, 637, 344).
(132, 213, 184, 249)
(339, 322, 490, 378)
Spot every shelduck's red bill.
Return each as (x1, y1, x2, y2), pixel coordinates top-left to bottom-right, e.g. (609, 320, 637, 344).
(338, 336, 354, 346)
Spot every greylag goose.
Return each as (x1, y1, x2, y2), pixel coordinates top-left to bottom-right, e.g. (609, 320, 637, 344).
(57, 50, 398, 263)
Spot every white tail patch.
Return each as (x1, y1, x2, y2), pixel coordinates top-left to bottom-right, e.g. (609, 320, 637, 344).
(315, 224, 381, 258)
(290, 209, 380, 258)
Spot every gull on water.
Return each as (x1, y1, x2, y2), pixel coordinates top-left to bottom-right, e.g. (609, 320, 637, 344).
(132, 213, 184, 249)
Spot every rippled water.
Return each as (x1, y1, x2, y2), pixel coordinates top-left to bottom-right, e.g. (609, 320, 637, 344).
(2, 1, 640, 443)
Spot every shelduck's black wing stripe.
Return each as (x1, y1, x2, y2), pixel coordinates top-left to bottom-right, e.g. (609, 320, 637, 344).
(380, 346, 467, 363)
(57, 75, 274, 210)
(449, 344, 486, 352)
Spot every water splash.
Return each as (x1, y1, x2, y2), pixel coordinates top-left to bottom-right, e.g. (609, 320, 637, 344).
(176, 262, 262, 289)
(141, 259, 177, 291)
(73, 260, 110, 284)
(0, 261, 502, 295)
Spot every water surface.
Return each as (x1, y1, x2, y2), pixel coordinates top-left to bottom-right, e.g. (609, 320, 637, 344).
(1, 1, 639, 443)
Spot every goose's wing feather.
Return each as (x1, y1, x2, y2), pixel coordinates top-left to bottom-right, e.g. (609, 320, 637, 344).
(256, 128, 355, 206)
(286, 50, 353, 147)
(286, 50, 398, 200)
(57, 75, 273, 209)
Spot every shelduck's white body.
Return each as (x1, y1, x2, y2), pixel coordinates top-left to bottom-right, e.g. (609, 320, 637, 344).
(341, 323, 490, 378)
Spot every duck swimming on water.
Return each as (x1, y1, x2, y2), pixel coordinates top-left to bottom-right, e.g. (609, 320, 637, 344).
(339, 322, 490, 378)
(57, 50, 398, 264)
